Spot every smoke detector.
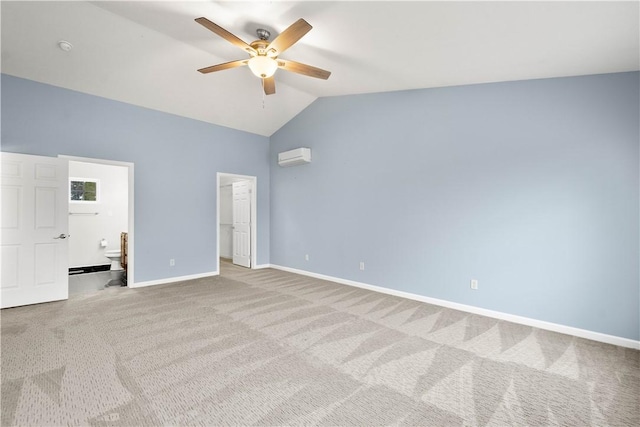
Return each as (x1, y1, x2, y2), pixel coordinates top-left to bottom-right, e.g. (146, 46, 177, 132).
(57, 40, 73, 52)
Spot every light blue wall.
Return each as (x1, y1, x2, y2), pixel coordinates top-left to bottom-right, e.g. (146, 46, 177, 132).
(270, 72, 640, 341)
(1, 74, 270, 282)
(3, 72, 638, 340)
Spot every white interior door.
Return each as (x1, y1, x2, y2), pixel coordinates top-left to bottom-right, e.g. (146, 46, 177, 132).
(232, 180, 251, 268)
(1, 153, 69, 308)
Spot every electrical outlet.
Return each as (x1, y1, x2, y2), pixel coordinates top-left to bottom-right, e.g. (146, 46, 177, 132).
(359, 261, 365, 271)
(305, 254, 309, 261)
(470, 279, 478, 290)
(170, 259, 175, 267)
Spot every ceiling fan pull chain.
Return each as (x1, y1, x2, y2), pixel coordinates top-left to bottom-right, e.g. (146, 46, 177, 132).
(262, 80, 266, 109)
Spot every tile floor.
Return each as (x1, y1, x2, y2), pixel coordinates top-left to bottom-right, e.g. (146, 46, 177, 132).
(68, 271, 126, 296)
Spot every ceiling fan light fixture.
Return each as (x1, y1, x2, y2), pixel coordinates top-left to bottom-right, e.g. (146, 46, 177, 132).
(248, 55, 278, 78)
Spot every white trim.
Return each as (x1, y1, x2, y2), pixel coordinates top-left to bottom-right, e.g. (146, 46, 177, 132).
(253, 264, 271, 269)
(133, 271, 219, 288)
(270, 264, 640, 350)
(59, 155, 135, 286)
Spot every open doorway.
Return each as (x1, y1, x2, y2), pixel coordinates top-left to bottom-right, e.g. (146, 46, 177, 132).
(217, 173, 257, 272)
(61, 155, 134, 292)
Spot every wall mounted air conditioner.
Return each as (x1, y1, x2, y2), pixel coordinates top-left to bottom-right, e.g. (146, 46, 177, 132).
(278, 147, 311, 167)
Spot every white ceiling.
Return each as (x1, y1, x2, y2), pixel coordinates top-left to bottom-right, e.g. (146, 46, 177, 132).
(2, 1, 638, 137)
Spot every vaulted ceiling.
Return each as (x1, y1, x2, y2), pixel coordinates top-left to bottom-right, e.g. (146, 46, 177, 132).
(2, 1, 638, 136)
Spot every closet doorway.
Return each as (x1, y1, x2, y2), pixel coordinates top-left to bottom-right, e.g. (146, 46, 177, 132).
(217, 173, 257, 271)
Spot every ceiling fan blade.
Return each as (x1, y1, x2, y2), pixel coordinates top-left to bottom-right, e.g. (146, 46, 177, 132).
(195, 17, 256, 55)
(267, 19, 312, 56)
(198, 59, 248, 74)
(263, 77, 276, 95)
(277, 59, 331, 80)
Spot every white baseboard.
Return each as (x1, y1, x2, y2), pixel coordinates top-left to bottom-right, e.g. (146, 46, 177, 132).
(270, 264, 640, 350)
(253, 264, 271, 270)
(132, 271, 219, 288)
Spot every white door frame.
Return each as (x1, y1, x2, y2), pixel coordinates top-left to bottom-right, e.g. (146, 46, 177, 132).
(217, 173, 257, 272)
(59, 155, 135, 286)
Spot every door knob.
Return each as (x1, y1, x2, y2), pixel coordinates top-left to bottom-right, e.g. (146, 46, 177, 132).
(53, 234, 69, 239)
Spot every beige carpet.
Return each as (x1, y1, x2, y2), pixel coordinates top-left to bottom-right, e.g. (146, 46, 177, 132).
(1, 262, 638, 426)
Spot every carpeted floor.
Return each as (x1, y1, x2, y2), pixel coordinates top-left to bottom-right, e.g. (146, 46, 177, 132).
(1, 262, 638, 426)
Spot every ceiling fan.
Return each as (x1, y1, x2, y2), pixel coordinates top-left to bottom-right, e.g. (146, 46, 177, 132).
(195, 17, 331, 95)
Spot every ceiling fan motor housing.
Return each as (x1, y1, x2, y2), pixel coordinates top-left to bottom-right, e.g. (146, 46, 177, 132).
(250, 39, 271, 56)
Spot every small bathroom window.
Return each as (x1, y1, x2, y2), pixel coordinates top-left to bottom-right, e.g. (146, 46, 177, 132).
(69, 178, 100, 203)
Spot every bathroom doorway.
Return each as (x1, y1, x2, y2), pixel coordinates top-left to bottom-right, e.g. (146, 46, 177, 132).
(61, 155, 134, 294)
(217, 173, 257, 272)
